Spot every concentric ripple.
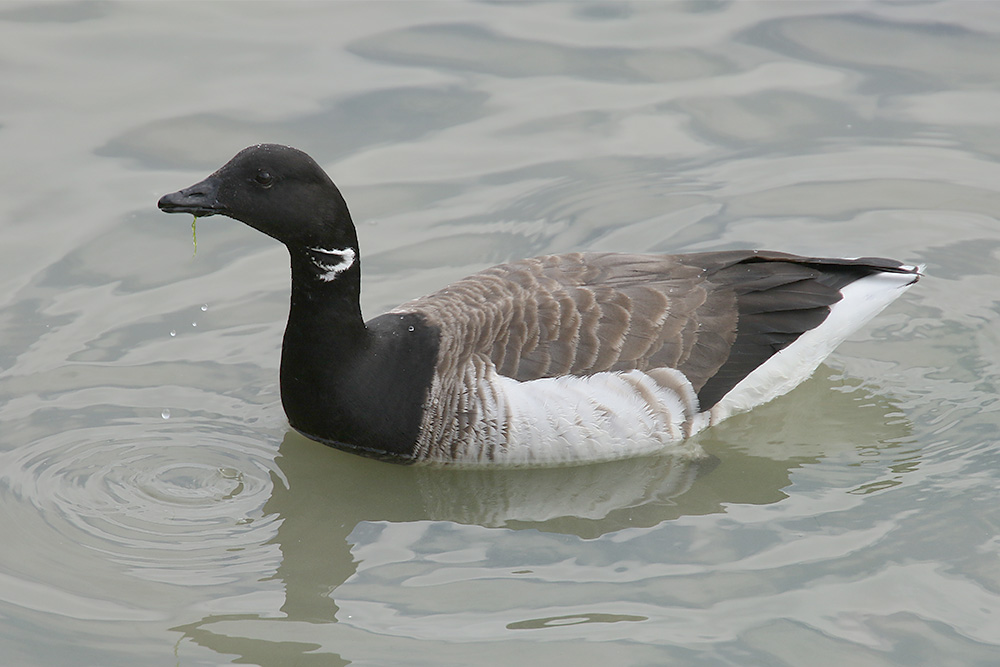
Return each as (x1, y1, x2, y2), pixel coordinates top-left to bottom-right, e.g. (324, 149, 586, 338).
(0, 420, 282, 586)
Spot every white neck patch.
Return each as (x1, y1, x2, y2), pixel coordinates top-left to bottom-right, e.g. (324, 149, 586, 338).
(308, 246, 356, 282)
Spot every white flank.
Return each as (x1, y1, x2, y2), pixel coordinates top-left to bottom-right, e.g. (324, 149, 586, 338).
(709, 268, 919, 423)
(458, 366, 705, 466)
(309, 246, 356, 281)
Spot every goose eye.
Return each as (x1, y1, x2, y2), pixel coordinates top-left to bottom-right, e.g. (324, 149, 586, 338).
(255, 170, 274, 188)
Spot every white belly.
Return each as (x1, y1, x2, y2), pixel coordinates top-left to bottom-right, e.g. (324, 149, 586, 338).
(492, 369, 708, 465)
(422, 365, 708, 466)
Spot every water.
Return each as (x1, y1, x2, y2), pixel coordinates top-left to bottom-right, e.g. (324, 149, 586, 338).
(1, 1, 999, 665)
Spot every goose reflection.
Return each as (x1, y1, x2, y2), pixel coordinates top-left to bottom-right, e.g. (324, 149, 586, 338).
(174, 367, 914, 662)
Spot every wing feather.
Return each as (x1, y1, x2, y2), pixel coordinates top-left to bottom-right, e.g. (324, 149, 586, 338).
(390, 250, 915, 412)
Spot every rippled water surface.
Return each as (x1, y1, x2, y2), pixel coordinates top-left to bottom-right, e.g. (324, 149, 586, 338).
(2, 1, 999, 665)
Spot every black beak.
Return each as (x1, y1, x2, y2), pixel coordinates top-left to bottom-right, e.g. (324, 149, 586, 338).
(158, 176, 223, 217)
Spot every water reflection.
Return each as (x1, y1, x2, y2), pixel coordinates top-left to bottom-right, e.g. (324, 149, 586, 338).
(169, 367, 916, 662)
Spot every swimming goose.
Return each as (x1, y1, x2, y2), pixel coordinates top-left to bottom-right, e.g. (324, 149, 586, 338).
(158, 144, 919, 466)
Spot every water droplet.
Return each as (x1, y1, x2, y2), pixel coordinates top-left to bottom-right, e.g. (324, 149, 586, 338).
(161, 409, 171, 419)
(201, 304, 208, 312)
(408, 325, 415, 332)
(169, 330, 177, 337)
(192, 322, 197, 327)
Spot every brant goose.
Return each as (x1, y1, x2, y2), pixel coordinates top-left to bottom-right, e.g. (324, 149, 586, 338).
(159, 144, 919, 466)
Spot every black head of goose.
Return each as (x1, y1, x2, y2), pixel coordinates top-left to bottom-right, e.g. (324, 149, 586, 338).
(159, 144, 920, 466)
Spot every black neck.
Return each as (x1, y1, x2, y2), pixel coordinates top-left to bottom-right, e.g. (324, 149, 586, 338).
(280, 246, 367, 434)
(278, 246, 440, 461)
(287, 247, 365, 334)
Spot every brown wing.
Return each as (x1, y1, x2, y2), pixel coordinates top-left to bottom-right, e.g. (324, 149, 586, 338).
(391, 250, 914, 410)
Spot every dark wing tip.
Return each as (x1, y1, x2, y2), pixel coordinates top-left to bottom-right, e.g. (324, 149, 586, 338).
(694, 255, 916, 409)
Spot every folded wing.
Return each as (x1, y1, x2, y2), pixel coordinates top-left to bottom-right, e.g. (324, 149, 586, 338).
(393, 250, 917, 411)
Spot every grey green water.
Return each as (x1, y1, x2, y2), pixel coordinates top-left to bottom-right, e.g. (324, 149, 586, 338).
(1, 2, 999, 665)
